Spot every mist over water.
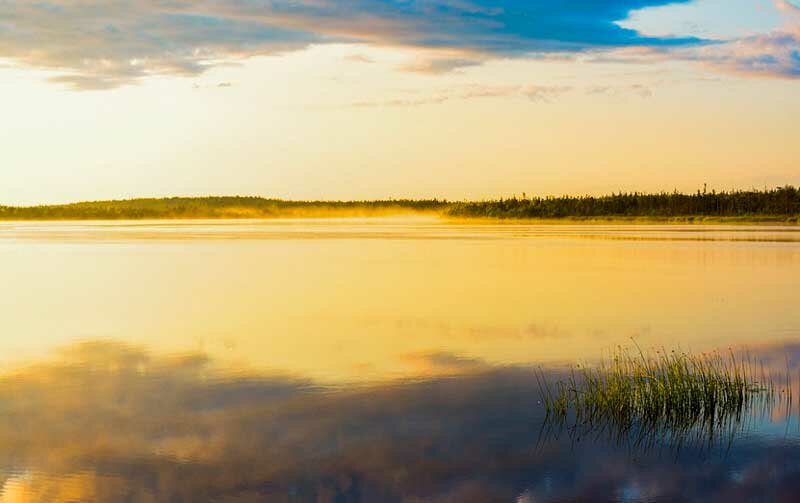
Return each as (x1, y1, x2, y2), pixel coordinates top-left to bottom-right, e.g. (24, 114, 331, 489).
(0, 218, 799, 501)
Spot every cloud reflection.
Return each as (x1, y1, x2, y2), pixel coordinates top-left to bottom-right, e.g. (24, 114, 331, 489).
(0, 341, 797, 502)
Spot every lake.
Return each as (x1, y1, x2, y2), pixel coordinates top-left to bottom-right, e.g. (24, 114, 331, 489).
(0, 218, 799, 502)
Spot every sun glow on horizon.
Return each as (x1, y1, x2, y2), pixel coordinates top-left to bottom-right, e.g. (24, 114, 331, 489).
(1, 1, 798, 205)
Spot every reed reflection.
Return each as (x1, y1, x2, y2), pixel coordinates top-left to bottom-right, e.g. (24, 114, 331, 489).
(0, 341, 797, 502)
(538, 346, 796, 457)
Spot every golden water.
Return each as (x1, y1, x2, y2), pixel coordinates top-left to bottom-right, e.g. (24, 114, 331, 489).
(1, 218, 798, 382)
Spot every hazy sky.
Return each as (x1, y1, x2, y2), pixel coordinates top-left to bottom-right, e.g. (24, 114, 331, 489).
(1, 0, 799, 204)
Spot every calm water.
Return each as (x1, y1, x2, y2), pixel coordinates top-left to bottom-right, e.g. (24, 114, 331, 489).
(0, 218, 799, 502)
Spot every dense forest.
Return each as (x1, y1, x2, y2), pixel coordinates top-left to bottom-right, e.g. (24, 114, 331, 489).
(0, 197, 447, 220)
(0, 187, 798, 221)
(447, 186, 800, 221)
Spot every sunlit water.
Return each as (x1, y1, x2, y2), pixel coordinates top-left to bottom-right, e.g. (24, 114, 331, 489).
(0, 218, 798, 502)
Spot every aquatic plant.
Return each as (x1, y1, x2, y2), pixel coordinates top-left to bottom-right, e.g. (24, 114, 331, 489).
(538, 346, 791, 451)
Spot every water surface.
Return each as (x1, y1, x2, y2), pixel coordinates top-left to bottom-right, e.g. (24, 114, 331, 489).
(2, 218, 798, 381)
(0, 218, 798, 502)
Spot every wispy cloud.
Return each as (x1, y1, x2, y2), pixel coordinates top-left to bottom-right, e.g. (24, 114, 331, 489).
(0, 0, 702, 89)
(688, 28, 800, 79)
(586, 83, 656, 98)
(348, 83, 573, 107)
(398, 57, 486, 74)
(343, 53, 375, 64)
(602, 1, 800, 80)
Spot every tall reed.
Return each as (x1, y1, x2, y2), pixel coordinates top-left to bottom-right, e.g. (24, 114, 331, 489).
(538, 346, 787, 449)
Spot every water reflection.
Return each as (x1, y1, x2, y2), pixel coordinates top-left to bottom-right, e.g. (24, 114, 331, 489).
(0, 341, 798, 502)
(1, 220, 798, 500)
(1, 220, 799, 382)
(3, 219, 800, 243)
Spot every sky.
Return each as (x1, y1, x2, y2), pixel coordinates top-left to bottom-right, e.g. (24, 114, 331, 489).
(0, 0, 799, 204)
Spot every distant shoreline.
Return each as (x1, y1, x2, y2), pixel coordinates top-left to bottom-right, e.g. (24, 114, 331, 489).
(1, 187, 798, 223)
(4, 216, 798, 225)
(444, 215, 799, 225)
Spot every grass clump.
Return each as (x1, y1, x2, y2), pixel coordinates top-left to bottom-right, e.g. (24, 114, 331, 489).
(538, 345, 784, 447)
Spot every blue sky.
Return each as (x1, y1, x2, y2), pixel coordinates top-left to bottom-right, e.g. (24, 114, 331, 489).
(624, 0, 786, 38)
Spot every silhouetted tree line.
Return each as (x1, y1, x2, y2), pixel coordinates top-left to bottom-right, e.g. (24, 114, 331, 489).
(1, 188, 798, 220)
(447, 186, 800, 220)
(0, 196, 448, 220)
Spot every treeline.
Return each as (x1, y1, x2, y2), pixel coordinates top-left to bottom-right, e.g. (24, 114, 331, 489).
(1, 187, 799, 221)
(0, 196, 448, 220)
(446, 186, 800, 221)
